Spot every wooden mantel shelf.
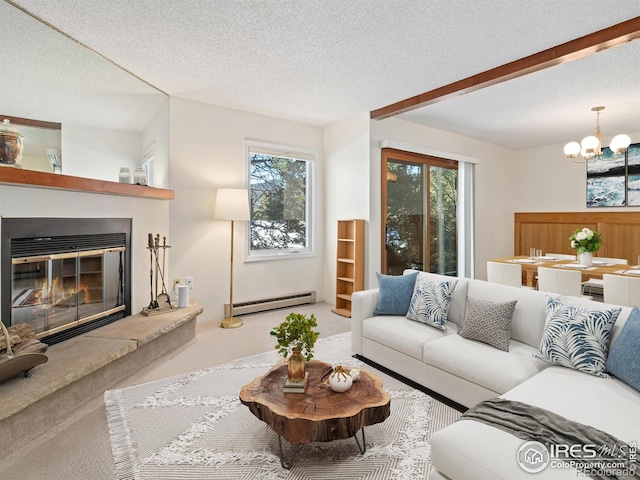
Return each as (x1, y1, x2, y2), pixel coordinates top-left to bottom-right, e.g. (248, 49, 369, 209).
(0, 167, 174, 199)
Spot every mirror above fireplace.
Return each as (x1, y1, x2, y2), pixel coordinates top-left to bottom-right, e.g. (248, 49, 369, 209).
(1, 1, 170, 188)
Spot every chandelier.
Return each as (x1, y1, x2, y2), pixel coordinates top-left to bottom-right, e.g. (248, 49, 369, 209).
(563, 106, 630, 163)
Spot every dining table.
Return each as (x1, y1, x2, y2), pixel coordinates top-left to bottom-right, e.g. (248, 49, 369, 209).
(490, 255, 640, 288)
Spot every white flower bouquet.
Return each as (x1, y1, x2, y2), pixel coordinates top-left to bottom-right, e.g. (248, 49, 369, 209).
(569, 227, 601, 253)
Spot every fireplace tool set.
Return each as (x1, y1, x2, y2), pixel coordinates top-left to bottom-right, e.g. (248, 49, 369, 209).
(141, 233, 175, 316)
(0, 320, 48, 382)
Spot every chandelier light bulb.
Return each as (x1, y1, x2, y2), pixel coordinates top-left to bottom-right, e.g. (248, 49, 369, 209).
(564, 142, 580, 158)
(581, 135, 600, 156)
(581, 146, 594, 160)
(610, 134, 631, 155)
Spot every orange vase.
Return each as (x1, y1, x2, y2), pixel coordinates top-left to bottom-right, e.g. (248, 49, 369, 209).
(287, 347, 306, 380)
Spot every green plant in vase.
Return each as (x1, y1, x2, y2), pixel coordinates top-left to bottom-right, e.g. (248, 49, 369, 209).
(270, 312, 320, 380)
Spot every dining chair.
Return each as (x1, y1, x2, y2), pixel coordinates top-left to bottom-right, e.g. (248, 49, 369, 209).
(582, 257, 629, 297)
(530, 254, 575, 289)
(603, 274, 640, 307)
(486, 261, 523, 288)
(537, 267, 584, 297)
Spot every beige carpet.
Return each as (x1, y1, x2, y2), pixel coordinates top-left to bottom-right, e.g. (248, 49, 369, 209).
(104, 333, 462, 479)
(0, 303, 351, 479)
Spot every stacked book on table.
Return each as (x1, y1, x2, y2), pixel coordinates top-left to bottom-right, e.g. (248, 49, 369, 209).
(283, 372, 309, 393)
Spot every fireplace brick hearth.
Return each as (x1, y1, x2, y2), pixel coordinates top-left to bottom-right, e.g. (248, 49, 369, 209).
(0, 302, 203, 459)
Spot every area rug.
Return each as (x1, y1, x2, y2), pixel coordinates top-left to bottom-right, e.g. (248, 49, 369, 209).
(105, 332, 462, 479)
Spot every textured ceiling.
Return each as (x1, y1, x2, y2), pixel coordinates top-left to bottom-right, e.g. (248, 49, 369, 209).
(7, 0, 640, 149)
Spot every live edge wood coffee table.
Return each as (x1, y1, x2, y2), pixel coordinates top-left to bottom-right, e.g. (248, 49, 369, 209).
(239, 359, 391, 469)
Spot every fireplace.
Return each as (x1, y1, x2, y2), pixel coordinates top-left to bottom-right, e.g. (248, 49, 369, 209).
(1, 218, 131, 345)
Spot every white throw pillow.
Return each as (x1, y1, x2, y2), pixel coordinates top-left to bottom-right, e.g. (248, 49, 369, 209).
(406, 273, 457, 330)
(534, 296, 621, 377)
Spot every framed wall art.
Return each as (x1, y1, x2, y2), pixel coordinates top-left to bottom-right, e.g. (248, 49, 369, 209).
(586, 146, 626, 207)
(626, 143, 640, 206)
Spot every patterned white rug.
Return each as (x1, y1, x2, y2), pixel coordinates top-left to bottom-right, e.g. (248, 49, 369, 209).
(105, 332, 462, 479)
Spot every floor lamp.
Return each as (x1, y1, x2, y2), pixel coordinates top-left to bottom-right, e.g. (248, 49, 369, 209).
(214, 188, 250, 328)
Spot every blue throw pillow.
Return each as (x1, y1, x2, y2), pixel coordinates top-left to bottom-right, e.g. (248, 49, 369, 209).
(373, 271, 419, 316)
(534, 296, 621, 377)
(606, 307, 640, 391)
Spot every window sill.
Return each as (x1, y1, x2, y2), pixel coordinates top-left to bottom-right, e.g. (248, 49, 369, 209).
(245, 252, 316, 263)
(0, 167, 174, 199)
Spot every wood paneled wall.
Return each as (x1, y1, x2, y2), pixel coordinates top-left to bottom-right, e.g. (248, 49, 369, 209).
(514, 212, 640, 263)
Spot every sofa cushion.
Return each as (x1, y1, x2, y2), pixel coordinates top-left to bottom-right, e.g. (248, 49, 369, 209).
(503, 366, 640, 444)
(362, 316, 459, 361)
(406, 273, 458, 330)
(534, 296, 621, 378)
(422, 334, 547, 394)
(432, 366, 640, 480)
(431, 415, 541, 480)
(606, 306, 640, 391)
(458, 297, 517, 352)
(373, 271, 418, 316)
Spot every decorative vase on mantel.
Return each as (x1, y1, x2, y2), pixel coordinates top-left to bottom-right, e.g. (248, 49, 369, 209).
(579, 252, 593, 267)
(287, 347, 306, 381)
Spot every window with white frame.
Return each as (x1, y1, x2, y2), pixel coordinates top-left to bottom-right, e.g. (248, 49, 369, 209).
(247, 141, 314, 259)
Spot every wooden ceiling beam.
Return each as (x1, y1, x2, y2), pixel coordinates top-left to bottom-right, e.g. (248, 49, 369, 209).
(370, 16, 640, 120)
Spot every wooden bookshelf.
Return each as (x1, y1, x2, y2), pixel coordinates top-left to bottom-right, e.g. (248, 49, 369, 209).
(331, 219, 365, 318)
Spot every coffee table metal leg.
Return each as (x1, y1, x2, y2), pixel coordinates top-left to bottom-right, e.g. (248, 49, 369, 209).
(277, 428, 367, 469)
(277, 435, 302, 470)
(353, 428, 366, 454)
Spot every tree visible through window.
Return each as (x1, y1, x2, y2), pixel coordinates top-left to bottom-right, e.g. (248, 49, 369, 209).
(248, 142, 314, 257)
(382, 148, 458, 275)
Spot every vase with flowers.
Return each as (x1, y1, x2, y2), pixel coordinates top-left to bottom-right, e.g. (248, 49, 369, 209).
(270, 312, 319, 381)
(569, 227, 601, 266)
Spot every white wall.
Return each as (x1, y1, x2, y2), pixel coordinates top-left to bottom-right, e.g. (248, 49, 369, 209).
(0, 185, 170, 314)
(168, 98, 325, 324)
(368, 117, 516, 282)
(62, 124, 141, 182)
(18, 124, 61, 174)
(141, 100, 170, 189)
(322, 113, 371, 301)
(514, 131, 640, 212)
(20, 155, 51, 173)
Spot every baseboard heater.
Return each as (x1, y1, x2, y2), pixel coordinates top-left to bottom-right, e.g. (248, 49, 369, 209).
(224, 291, 316, 317)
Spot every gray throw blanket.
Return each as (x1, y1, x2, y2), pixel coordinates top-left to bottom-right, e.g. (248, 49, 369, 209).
(460, 398, 638, 480)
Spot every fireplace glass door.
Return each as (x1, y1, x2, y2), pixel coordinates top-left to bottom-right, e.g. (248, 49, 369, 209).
(11, 247, 126, 338)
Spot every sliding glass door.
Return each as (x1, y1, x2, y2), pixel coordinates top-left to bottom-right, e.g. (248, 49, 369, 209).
(382, 149, 458, 275)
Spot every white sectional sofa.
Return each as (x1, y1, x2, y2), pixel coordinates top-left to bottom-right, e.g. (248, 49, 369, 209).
(351, 271, 640, 480)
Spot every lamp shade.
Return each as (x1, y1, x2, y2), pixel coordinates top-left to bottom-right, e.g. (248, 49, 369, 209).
(214, 188, 250, 221)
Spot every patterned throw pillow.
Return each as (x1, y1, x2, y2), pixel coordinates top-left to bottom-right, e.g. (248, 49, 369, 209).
(534, 296, 621, 377)
(373, 271, 419, 316)
(458, 297, 517, 352)
(606, 307, 640, 391)
(406, 274, 458, 330)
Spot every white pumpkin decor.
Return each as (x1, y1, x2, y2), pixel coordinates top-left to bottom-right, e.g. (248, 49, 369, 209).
(328, 365, 358, 392)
